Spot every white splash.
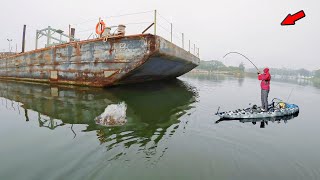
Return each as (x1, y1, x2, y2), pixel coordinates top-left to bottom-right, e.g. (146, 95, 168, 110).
(95, 102, 127, 126)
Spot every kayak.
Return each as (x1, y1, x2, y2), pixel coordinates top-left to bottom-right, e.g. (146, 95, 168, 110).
(216, 110, 299, 124)
(215, 98, 299, 120)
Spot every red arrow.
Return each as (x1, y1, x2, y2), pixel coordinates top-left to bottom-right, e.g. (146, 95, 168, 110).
(281, 10, 306, 26)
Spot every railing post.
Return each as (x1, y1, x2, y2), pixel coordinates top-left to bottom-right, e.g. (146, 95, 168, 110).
(47, 26, 51, 47)
(154, 10, 157, 35)
(35, 30, 39, 50)
(98, 17, 102, 38)
(70, 28, 75, 41)
(68, 24, 71, 42)
(198, 48, 200, 57)
(182, 33, 184, 49)
(189, 40, 190, 52)
(170, 23, 173, 42)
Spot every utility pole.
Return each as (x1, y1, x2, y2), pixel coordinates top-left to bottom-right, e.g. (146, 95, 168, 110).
(7, 39, 12, 53)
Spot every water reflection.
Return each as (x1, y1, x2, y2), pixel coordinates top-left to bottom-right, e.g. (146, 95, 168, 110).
(0, 79, 198, 160)
(184, 73, 228, 82)
(238, 77, 244, 87)
(215, 112, 299, 128)
(312, 81, 320, 89)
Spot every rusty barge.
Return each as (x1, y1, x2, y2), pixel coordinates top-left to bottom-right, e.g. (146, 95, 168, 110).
(0, 31, 199, 87)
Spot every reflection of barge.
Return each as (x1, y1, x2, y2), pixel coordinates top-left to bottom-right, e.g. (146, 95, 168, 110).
(0, 79, 197, 159)
(0, 79, 197, 130)
(0, 33, 199, 87)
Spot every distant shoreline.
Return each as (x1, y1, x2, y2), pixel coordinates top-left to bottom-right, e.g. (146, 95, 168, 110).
(190, 69, 315, 79)
(189, 69, 245, 76)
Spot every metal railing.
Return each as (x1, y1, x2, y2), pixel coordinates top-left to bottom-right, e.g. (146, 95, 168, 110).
(152, 10, 200, 58)
(31, 10, 199, 58)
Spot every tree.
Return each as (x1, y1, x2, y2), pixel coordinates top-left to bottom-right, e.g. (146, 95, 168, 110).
(297, 68, 311, 77)
(314, 70, 320, 78)
(197, 60, 227, 71)
(239, 62, 245, 72)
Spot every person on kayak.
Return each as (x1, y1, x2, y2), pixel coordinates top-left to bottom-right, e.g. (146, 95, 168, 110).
(258, 68, 271, 111)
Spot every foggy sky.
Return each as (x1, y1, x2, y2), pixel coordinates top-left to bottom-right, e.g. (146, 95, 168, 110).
(1, 0, 319, 70)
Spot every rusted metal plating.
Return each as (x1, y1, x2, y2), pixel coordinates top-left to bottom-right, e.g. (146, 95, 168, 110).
(0, 34, 199, 87)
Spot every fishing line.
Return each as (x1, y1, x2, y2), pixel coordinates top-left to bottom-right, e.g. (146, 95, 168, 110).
(286, 87, 295, 102)
(223, 52, 260, 72)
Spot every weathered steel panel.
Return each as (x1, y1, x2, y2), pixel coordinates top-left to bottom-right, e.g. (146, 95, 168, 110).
(117, 36, 200, 84)
(0, 34, 199, 87)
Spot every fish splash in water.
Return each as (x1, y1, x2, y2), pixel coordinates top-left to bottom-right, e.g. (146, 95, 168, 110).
(95, 102, 127, 127)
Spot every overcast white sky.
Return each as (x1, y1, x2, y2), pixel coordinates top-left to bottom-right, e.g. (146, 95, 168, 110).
(1, 0, 319, 70)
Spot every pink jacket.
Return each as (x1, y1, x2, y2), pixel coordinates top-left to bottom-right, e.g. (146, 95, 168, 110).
(258, 68, 271, 90)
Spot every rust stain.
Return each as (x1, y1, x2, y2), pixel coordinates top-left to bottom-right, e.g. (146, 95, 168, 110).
(44, 53, 51, 61)
(109, 40, 114, 55)
(0, 34, 199, 87)
(53, 47, 56, 65)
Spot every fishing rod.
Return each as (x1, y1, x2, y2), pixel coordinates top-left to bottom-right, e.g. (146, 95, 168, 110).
(223, 52, 260, 73)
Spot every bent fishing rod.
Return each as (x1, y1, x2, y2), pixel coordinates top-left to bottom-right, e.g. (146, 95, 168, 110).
(223, 52, 260, 73)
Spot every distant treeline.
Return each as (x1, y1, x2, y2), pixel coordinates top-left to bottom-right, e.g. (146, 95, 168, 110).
(196, 60, 320, 80)
(196, 60, 245, 73)
(314, 70, 320, 78)
(312, 70, 320, 85)
(246, 67, 316, 77)
(194, 60, 320, 87)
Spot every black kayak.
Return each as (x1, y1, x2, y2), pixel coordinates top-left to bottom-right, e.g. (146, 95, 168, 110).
(216, 98, 299, 120)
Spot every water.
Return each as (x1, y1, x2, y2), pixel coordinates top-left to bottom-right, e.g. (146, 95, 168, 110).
(0, 74, 320, 180)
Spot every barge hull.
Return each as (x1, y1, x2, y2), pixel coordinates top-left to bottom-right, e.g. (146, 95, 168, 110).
(0, 34, 199, 87)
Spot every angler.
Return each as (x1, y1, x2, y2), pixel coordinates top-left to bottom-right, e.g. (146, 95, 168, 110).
(258, 68, 271, 111)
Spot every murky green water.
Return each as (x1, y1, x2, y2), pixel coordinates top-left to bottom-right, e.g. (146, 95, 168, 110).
(0, 74, 320, 180)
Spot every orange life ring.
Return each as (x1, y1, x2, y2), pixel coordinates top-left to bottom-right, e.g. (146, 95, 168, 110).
(96, 20, 106, 35)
